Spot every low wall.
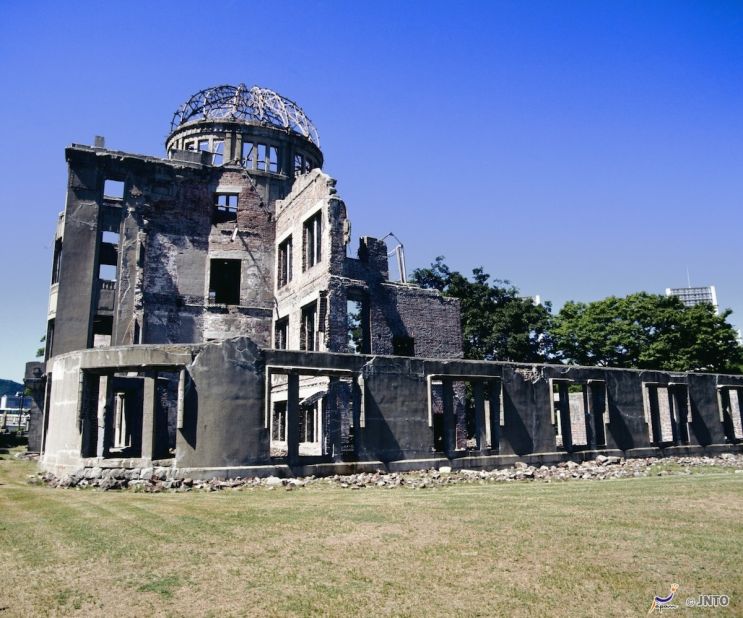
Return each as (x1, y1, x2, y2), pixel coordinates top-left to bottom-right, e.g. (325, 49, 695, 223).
(38, 338, 743, 478)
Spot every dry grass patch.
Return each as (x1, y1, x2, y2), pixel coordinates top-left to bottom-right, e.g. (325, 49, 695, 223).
(0, 457, 741, 617)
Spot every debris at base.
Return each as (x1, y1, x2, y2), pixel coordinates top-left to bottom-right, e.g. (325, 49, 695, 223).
(29, 454, 743, 493)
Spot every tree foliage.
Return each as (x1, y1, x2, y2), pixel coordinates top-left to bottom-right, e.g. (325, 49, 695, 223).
(412, 259, 743, 373)
(552, 292, 743, 373)
(412, 257, 553, 362)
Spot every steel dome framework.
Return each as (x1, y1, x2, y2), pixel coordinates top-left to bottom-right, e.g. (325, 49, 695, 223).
(170, 84, 320, 147)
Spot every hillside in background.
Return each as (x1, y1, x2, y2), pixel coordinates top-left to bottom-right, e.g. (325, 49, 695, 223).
(0, 379, 24, 398)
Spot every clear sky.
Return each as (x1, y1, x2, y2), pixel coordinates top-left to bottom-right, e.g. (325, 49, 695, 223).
(0, 0, 741, 381)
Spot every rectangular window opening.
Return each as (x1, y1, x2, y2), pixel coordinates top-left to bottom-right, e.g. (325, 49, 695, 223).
(102, 231, 120, 245)
(303, 212, 322, 270)
(392, 335, 415, 357)
(275, 318, 289, 350)
(551, 381, 590, 451)
(99, 263, 117, 281)
(209, 258, 241, 305)
(346, 297, 367, 354)
(272, 401, 287, 442)
(301, 302, 317, 351)
(268, 146, 278, 173)
(214, 193, 238, 223)
(257, 144, 267, 171)
(277, 236, 293, 288)
(51, 239, 63, 284)
(299, 402, 318, 444)
(104, 179, 124, 200)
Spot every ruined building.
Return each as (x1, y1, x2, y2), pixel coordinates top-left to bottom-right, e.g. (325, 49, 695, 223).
(35, 85, 742, 479)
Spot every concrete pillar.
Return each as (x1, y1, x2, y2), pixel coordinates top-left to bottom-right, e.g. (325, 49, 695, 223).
(473, 381, 487, 451)
(352, 376, 364, 458)
(286, 373, 300, 466)
(96, 375, 110, 458)
(326, 377, 342, 461)
(224, 131, 234, 164)
(442, 378, 456, 457)
(488, 381, 501, 453)
(141, 372, 158, 460)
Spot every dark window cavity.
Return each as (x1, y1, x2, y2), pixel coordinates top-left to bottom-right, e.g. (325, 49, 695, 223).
(209, 258, 241, 305)
(392, 335, 415, 357)
(275, 318, 289, 350)
(51, 239, 63, 284)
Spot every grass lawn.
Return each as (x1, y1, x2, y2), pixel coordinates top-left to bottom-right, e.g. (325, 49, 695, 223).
(0, 454, 741, 617)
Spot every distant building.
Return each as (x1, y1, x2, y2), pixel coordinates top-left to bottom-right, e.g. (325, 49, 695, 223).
(665, 286, 718, 312)
(0, 393, 31, 432)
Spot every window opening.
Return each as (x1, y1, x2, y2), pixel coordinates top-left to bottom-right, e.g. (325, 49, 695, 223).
(214, 193, 238, 223)
(275, 318, 289, 349)
(272, 401, 287, 442)
(242, 141, 255, 168)
(257, 144, 267, 171)
(277, 236, 293, 288)
(209, 258, 241, 305)
(347, 298, 366, 354)
(392, 335, 415, 356)
(92, 315, 113, 348)
(51, 239, 63, 284)
(99, 264, 117, 281)
(104, 179, 124, 199)
(102, 231, 120, 245)
(268, 146, 278, 173)
(215, 193, 238, 213)
(303, 211, 322, 270)
(300, 402, 318, 443)
(301, 302, 317, 351)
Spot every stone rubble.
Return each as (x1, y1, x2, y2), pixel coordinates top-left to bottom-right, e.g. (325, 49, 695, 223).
(28, 453, 743, 493)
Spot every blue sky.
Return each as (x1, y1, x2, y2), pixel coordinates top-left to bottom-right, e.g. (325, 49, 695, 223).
(0, 0, 741, 380)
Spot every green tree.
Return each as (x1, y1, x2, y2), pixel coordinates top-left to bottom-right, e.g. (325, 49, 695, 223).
(412, 257, 553, 362)
(552, 292, 743, 372)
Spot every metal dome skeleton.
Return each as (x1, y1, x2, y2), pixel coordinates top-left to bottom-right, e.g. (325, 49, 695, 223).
(170, 84, 320, 147)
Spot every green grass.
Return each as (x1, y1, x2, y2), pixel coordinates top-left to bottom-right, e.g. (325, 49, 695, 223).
(1, 457, 742, 617)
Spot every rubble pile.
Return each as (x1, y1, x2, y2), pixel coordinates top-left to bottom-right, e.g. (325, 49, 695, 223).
(29, 453, 743, 492)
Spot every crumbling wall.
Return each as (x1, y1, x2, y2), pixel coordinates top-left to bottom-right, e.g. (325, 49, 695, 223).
(273, 170, 347, 351)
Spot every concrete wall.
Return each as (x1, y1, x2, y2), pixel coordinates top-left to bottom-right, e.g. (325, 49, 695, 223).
(38, 339, 743, 478)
